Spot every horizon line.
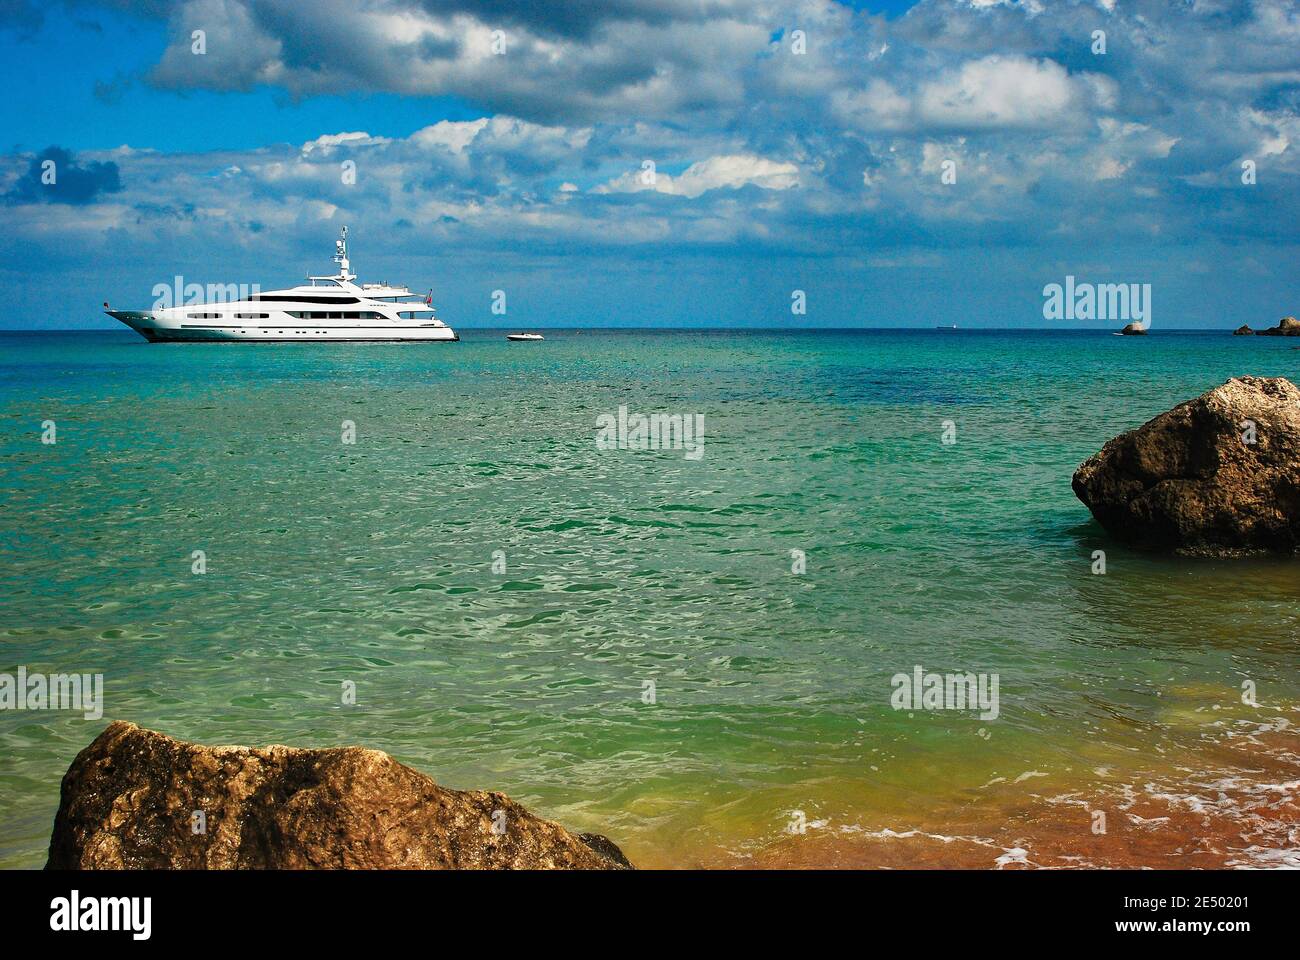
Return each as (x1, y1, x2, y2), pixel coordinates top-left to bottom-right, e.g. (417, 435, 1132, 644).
(0, 326, 1259, 334)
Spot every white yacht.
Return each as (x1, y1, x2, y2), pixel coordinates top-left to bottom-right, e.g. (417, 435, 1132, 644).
(105, 227, 457, 343)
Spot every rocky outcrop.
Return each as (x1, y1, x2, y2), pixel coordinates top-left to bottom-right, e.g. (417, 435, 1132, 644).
(46, 721, 632, 870)
(1072, 377, 1300, 556)
(1233, 325, 1254, 336)
(1256, 316, 1300, 336)
(1119, 322, 1147, 335)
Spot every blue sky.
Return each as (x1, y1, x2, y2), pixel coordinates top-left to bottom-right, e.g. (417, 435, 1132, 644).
(1, 0, 1297, 329)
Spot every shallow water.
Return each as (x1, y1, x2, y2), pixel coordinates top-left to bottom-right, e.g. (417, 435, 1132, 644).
(1, 328, 1298, 868)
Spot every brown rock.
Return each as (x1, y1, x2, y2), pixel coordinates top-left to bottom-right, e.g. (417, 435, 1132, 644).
(1072, 377, 1300, 556)
(1233, 325, 1254, 336)
(46, 721, 632, 870)
(1256, 316, 1300, 336)
(1119, 322, 1147, 335)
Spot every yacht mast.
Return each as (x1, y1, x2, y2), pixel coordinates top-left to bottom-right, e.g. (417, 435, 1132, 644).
(333, 225, 355, 281)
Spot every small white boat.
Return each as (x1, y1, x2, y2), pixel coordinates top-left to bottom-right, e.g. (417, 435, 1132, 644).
(506, 333, 544, 341)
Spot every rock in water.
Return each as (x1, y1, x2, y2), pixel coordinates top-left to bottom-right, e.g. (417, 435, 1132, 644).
(46, 721, 632, 870)
(1072, 377, 1300, 556)
(1233, 325, 1254, 336)
(1119, 322, 1147, 335)
(1257, 316, 1300, 337)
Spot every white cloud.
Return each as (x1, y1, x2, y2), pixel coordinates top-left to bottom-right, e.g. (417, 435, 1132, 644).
(595, 154, 800, 199)
(148, 0, 775, 124)
(302, 132, 382, 156)
(917, 56, 1082, 129)
(411, 119, 490, 154)
(835, 55, 1115, 135)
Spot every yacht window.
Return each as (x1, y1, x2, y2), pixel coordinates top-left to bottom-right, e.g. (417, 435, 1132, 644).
(250, 295, 360, 304)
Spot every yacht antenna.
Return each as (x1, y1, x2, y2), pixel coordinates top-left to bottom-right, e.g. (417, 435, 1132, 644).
(333, 225, 354, 280)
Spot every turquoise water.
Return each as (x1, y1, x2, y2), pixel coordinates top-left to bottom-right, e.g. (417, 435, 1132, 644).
(2, 329, 1298, 868)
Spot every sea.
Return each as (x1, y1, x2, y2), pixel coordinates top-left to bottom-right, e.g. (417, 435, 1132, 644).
(1, 328, 1297, 868)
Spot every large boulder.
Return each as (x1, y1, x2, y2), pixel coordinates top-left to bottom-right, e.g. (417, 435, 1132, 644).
(1119, 322, 1148, 335)
(46, 721, 632, 870)
(1072, 377, 1300, 556)
(1233, 325, 1254, 336)
(1257, 316, 1300, 336)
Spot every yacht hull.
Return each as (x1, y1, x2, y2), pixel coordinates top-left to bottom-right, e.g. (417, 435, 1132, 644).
(107, 311, 458, 343)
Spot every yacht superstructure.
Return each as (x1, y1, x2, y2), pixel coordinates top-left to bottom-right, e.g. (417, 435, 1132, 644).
(106, 227, 457, 343)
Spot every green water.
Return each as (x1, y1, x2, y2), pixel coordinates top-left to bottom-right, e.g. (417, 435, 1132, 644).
(2, 329, 1298, 868)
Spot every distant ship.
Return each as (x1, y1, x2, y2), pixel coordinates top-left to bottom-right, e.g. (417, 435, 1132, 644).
(936, 324, 957, 330)
(506, 333, 544, 341)
(105, 227, 457, 343)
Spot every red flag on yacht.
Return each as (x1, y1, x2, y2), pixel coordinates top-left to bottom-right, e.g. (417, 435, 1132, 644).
(425, 289, 432, 306)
